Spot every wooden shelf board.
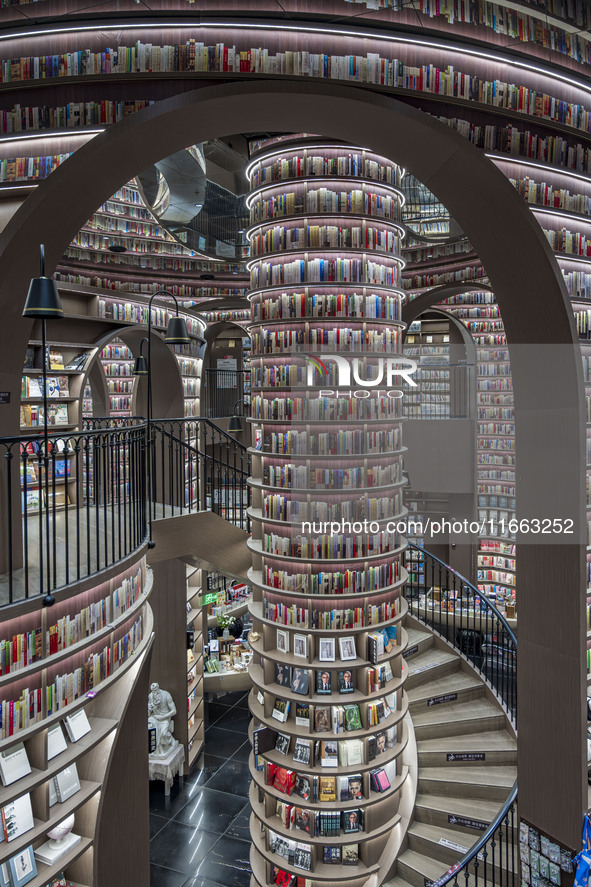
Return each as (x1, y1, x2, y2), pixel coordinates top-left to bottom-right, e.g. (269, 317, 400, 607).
(0, 606, 153, 754)
(250, 816, 379, 878)
(0, 586, 151, 691)
(188, 718, 203, 743)
(248, 688, 409, 745)
(0, 716, 116, 809)
(248, 627, 407, 670)
(27, 836, 92, 887)
(187, 695, 203, 721)
(187, 738, 204, 768)
(249, 597, 408, 636)
(0, 781, 99, 863)
(250, 782, 401, 844)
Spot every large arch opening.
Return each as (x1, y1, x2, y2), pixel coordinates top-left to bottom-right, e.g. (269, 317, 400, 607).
(0, 78, 584, 845)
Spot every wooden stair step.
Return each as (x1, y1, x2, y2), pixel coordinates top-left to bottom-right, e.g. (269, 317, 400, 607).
(412, 699, 506, 740)
(404, 627, 434, 659)
(407, 671, 484, 710)
(382, 876, 415, 887)
(414, 793, 500, 833)
(405, 649, 460, 689)
(407, 822, 520, 875)
(396, 848, 450, 887)
(417, 730, 517, 766)
(418, 765, 516, 801)
(408, 821, 477, 866)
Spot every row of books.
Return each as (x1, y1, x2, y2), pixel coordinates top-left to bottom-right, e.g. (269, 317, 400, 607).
(477, 569, 516, 585)
(477, 409, 514, 421)
(252, 394, 402, 421)
(478, 454, 516, 466)
(263, 530, 399, 559)
(73, 231, 190, 257)
(106, 379, 134, 394)
(262, 463, 401, 489)
(19, 403, 70, 427)
(275, 800, 365, 837)
(262, 428, 401, 456)
(177, 357, 202, 377)
(266, 759, 393, 802)
(510, 175, 591, 216)
(98, 298, 203, 336)
(112, 616, 143, 670)
(544, 227, 591, 259)
(263, 493, 401, 522)
(0, 99, 154, 134)
(479, 439, 515, 451)
(263, 599, 398, 629)
(563, 271, 591, 300)
(252, 327, 401, 352)
(403, 265, 486, 290)
(252, 151, 398, 187)
(20, 375, 70, 398)
(252, 257, 400, 289)
(478, 495, 516, 509)
(478, 555, 516, 570)
(477, 379, 513, 390)
(252, 291, 400, 321)
(264, 563, 400, 594)
(270, 693, 395, 732)
(250, 225, 401, 254)
(250, 188, 399, 224)
(343, 0, 591, 63)
(0, 154, 71, 183)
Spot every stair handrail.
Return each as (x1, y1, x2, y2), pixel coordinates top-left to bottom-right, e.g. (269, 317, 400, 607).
(405, 541, 518, 887)
(405, 540, 516, 719)
(151, 418, 250, 479)
(148, 417, 250, 528)
(429, 780, 518, 887)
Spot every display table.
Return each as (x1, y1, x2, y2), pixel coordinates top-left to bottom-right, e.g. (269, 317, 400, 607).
(204, 667, 252, 696)
(148, 743, 185, 796)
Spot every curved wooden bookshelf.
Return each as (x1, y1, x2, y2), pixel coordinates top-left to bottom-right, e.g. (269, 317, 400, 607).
(0, 550, 153, 887)
(246, 138, 411, 886)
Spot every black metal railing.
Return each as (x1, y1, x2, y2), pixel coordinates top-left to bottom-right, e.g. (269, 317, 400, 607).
(203, 369, 250, 418)
(429, 784, 517, 887)
(404, 541, 517, 887)
(83, 415, 146, 429)
(404, 541, 517, 719)
(0, 423, 148, 605)
(150, 418, 251, 530)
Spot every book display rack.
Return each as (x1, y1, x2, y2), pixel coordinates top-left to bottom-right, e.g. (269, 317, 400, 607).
(0, 551, 153, 886)
(438, 292, 517, 616)
(185, 564, 204, 768)
(99, 338, 135, 418)
(245, 139, 411, 887)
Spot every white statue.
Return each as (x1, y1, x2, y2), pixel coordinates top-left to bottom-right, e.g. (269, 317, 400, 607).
(148, 682, 179, 757)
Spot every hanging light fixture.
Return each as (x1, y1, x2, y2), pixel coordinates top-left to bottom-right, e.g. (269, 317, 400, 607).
(22, 244, 63, 319)
(133, 338, 149, 375)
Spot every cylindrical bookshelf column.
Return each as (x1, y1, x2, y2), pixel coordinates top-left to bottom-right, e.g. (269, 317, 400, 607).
(246, 139, 410, 887)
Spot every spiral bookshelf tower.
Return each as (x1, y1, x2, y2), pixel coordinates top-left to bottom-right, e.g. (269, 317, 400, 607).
(245, 138, 412, 886)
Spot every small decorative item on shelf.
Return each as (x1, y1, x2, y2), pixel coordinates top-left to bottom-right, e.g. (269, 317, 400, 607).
(216, 613, 243, 639)
(34, 814, 81, 864)
(44, 874, 76, 887)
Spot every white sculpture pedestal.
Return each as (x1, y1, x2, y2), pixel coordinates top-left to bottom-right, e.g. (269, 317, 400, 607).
(148, 743, 185, 796)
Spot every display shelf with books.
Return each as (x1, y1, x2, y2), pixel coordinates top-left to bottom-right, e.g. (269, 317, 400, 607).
(21, 342, 96, 434)
(99, 338, 135, 418)
(0, 550, 153, 887)
(246, 138, 411, 884)
(185, 565, 204, 768)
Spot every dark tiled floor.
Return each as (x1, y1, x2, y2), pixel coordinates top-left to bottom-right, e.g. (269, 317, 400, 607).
(150, 690, 252, 887)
